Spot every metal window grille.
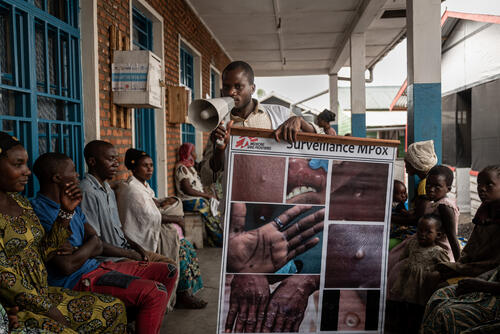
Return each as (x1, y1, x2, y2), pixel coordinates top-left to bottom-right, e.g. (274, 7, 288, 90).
(0, 0, 83, 198)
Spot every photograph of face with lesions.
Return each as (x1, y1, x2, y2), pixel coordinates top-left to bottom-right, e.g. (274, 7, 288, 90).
(324, 224, 384, 288)
(329, 160, 389, 222)
(226, 203, 324, 274)
(221, 274, 321, 333)
(286, 158, 328, 205)
(320, 290, 380, 331)
(231, 154, 286, 203)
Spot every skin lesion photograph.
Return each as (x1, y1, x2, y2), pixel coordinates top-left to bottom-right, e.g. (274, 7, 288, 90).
(329, 160, 389, 222)
(226, 203, 324, 274)
(324, 224, 384, 288)
(320, 290, 380, 332)
(221, 274, 321, 333)
(231, 154, 286, 203)
(286, 158, 328, 205)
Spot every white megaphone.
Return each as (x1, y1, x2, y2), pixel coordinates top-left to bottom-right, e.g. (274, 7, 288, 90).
(188, 97, 235, 132)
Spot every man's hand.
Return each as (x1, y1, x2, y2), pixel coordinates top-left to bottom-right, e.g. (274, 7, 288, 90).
(225, 275, 270, 333)
(126, 237, 149, 261)
(273, 117, 303, 143)
(211, 120, 234, 151)
(263, 275, 319, 333)
(56, 241, 78, 256)
(227, 203, 324, 273)
(60, 182, 82, 212)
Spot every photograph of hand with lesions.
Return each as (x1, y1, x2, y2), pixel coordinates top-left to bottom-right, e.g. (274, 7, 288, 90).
(221, 274, 320, 333)
(225, 203, 324, 275)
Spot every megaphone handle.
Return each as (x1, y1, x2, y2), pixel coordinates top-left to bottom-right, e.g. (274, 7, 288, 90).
(216, 138, 225, 146)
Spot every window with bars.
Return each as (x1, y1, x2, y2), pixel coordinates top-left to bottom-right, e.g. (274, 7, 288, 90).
(132, 6, 157, 193)
(180, 45, 196, 146)
(0, 0, 83, 197)
(181, 123, 196, 145)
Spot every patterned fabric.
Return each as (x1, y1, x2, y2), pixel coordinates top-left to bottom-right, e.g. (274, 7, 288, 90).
(177, 239, 203, 294)
(420, 266, 500, 334)
(175, 165, 205, 201)
(391, 239, 450, 305)
(182, 198, 223, 247)
(0, 193, 127, 333)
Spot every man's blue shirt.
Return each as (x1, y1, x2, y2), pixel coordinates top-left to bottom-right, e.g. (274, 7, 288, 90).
(31, 193, 100, 288)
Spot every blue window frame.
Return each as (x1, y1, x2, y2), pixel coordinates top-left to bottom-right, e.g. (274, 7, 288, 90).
(180, 46, 194, 100)
(180, 45, 196, 147)
(0, 0, 83, 198)
(132, 6, 157, 193)
(181, 123, 195, 145)
(132, 7, 152, 51)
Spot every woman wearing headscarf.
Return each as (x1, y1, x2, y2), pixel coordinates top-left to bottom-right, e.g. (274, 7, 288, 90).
(175, 143, 223, 247)
(116, 148, 206, 309)
(0, 132, 126, 333)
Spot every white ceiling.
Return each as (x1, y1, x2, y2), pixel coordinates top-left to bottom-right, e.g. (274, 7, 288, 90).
(186, 0, 407, 76)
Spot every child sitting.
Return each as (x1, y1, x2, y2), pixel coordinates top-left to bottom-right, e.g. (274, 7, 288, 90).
(425, 165, 460, 261)
(389, 180, 413, 250)
(391, 215, 450, 331)
(392, 180, 409, 214)
(437, 164, 500, 280)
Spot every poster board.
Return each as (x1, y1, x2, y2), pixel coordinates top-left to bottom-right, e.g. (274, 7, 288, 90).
(217, 128, 399, 333)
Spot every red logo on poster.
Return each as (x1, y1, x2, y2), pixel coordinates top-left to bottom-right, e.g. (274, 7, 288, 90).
(235, 136, 258, 148)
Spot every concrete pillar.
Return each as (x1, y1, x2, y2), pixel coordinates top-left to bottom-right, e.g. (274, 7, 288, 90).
(406, 0, 442, 194)
(350, 33, 366, 137)
(329, 74, 339, 133)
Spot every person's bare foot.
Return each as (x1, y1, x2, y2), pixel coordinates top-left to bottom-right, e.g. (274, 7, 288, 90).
(175, 291, 208, 309)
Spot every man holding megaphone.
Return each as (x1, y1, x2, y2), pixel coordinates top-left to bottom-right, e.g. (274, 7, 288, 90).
(198, 61, 324, 187)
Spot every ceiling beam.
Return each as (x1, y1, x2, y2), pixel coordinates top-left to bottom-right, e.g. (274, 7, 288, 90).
(329, 0, 388, 74)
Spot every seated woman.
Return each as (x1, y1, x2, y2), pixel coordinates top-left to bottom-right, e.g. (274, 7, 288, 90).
(0, 132, 126, 332)
(175, 143, 223, 247)
(316, 109, 337, 136)
(421, 264, 500, 334)
(116, 148, 206, 309)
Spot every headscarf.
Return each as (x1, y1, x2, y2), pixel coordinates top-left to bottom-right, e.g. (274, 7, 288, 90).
(405, 140, 437, 173)
(0, 131, 22, 158)
(178, 143, 195, 168)
(124, 148, 150, 170)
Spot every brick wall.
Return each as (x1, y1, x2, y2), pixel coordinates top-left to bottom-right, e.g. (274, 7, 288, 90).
(97, 0, 230, 194)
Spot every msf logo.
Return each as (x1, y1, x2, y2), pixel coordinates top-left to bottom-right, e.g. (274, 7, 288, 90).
(235, 136, 258, 148)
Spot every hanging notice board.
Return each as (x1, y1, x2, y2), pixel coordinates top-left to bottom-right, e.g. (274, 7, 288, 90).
(218, 128, 399, 333)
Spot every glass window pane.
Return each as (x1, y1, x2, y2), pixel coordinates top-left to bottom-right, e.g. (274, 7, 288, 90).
(35, 22, 46, 92)
(0, 6, 13, 85)
(38, 122, 48, 155)
(38, 96, 65, 120)
(48, 0, 67, 23)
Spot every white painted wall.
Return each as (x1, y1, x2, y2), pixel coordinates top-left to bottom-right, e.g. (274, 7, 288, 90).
(442, 20, 500, 95)
(80, 0, 100, 142)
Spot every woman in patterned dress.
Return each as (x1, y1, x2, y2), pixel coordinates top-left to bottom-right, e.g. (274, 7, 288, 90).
(0, 132, 127, 333)
(175, 143, 223, 247)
